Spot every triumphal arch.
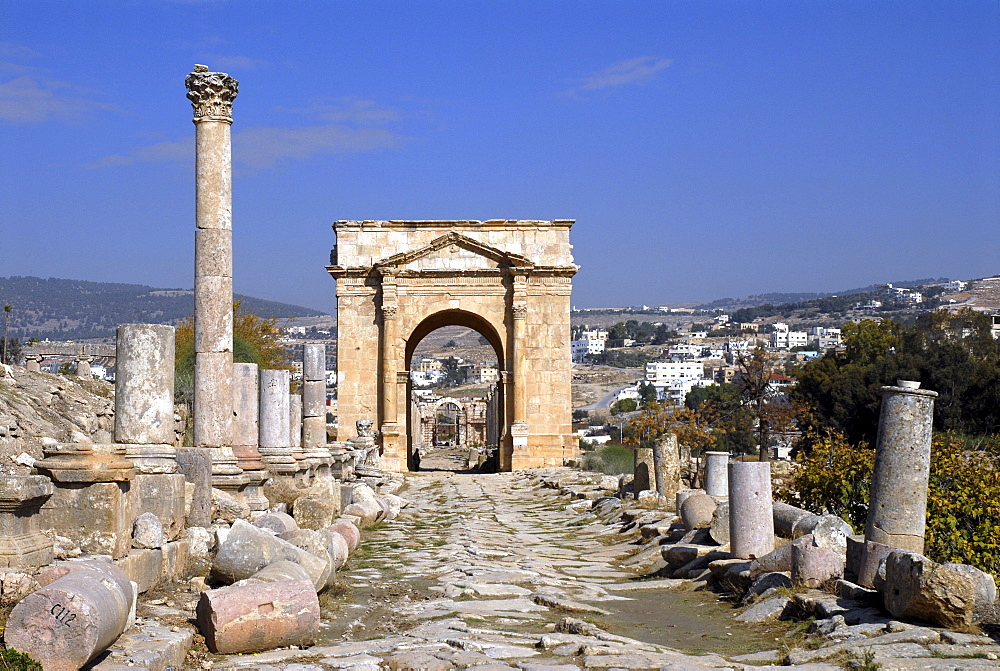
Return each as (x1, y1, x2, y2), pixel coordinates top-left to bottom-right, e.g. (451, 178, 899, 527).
(328, 220, 578, 471)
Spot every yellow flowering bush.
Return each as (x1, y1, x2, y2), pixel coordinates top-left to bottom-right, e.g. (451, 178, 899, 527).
(780, 432, 1000, 575)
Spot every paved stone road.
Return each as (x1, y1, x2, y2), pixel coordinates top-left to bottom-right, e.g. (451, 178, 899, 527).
(212, 466, 751, 670)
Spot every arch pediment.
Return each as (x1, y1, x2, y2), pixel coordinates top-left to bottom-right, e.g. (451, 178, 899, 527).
(374, 232, 534, 273)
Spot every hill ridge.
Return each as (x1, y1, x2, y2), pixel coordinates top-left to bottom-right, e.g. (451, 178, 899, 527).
(0, 275, 327, 341)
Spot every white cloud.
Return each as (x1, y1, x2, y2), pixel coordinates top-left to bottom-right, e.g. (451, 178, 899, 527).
(0, 75, 118, 123)
(88, 123, 404, 170)
(235, 124, 402, 169)
(565, 57, 673, 98)
(277, 96, 401, 125)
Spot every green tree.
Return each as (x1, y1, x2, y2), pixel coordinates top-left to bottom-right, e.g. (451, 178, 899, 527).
(440, 356, 464, 387)
(174, 302, 289, 405)
(638, 381, 658, 406)
(610, 398, 637, 415)
(842, 318, 902, 365)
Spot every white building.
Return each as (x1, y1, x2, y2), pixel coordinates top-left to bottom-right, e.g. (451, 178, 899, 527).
(571, 328, 608, 362)
(667, 342, 704, 360)
(771, 329, 808, 350)
(652, 377, 716, 405)
(645, 361, 704, 383)
(808, 327, 842, 351)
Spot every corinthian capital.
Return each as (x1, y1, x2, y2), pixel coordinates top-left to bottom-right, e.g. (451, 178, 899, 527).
(185, 64, 239, 123)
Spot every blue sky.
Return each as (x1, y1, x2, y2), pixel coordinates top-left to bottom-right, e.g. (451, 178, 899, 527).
(2, 1, 998, 313)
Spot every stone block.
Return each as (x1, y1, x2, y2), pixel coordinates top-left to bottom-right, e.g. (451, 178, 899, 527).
(0, 475, 54, 569)
(212, 487, 250, 524)
(344, 499, 382, 526)
(680, 492, 716, 530)
(116, 548, 164, 594)
(132, 512, 164, 549)
(40, 480, 132, 559)
(791, 541, 843, 588)
(129, 473, 186, 541)
(944, 562, 998, 619)
(293, 494, 337, 530)
(212, 519, 328, 590)
(161, 539, 192, 582)
(197, 577, 319, 654)
(176, 447, 212, 527)
(709, 500, 730, 545)
(255, 511, 298, 535)
(882, 550, 975, 629)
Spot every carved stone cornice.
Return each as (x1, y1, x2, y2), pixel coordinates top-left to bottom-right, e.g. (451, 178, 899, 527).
(185, 65, 239, 124)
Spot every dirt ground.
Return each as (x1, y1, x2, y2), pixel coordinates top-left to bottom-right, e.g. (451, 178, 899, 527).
(571, 363, 643, 408)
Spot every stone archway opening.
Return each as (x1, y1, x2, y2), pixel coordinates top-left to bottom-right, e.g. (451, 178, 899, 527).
(404, 315, 503, 472)
(329, 220, 578, 473)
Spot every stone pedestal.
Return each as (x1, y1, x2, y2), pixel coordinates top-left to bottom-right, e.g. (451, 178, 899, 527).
(329, 441, 354, 481)
(36, 443, 135, 558)
(864, 381, 937, 554)
(704, 451, 730, 498)
(0, 475, 54, 568)
(728, 461, 774, 560)
(128, 472, 186, 542)
(25, 355, 41, 373)
(259, 369, 297, 482)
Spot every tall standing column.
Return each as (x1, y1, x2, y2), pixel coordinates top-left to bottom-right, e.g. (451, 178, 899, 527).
(379, 283, 402, 471)
(185, 64, 246, 492)
(865, 381, 938, 554)
(509, 299, 529, 468)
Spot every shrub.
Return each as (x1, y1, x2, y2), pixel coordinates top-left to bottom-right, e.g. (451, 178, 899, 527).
(580, 444, 634, 476)
(0, 649, 43, 670)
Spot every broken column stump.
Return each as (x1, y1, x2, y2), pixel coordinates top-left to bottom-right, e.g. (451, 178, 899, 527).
(865, 381, 938, 554)
(728, 461, 775, 560)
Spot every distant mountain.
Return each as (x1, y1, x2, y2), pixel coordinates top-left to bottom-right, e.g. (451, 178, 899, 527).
(695, 278, 952, 311)
(0, 276, 326, 340)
